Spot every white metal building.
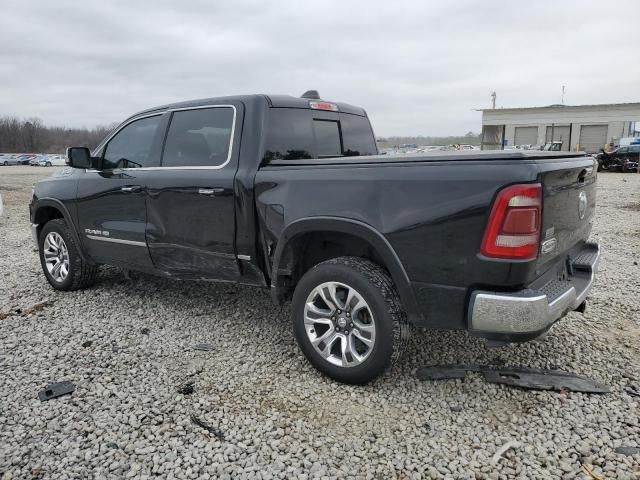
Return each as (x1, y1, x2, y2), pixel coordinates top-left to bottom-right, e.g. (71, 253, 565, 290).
(480, 103, 640, 152)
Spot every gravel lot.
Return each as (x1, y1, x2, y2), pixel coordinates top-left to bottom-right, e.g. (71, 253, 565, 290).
(0, 165, 639, 479)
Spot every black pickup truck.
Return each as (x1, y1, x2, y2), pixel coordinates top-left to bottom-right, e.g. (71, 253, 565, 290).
(29, 92, 600, 384)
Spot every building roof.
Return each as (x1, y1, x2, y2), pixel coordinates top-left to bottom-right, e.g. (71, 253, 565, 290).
(476, 102, 640, 112)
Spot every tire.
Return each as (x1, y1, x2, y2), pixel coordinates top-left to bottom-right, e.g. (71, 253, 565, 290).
(2, 161, 7, 166)
(45, 162, 51, 167)
(292, 256, 409, 384)
(38, 218, 98, 291)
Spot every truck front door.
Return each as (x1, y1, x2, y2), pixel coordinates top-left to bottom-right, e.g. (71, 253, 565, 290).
(144, 104, 241, 281)
(76, 114, 166, 269)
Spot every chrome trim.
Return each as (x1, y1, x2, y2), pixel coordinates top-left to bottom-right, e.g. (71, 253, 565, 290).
(89, 104, 237, 172)
(470, 243, 600, 335)
(31, 223, 39, 249)
(471, 292, 551, 334)
(86, 235, 146, 247)
(237, 254, 251, 261)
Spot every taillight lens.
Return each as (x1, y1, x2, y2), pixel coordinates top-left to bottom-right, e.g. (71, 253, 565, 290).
(480, 183, 542, 260)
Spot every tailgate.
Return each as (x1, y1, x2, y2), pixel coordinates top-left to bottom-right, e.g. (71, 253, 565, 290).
(536, 155, 597, 270)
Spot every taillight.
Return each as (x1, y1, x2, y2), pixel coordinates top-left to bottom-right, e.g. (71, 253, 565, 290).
(480, 183, 542, 260)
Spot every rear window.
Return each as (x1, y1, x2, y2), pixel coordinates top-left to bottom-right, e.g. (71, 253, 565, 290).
(313, 120, 341, 157)
(263, 108, 376, 162)
(340, 113, 377, 156)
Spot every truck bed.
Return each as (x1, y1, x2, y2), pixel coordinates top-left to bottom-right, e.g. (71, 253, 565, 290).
(256, 150, 596, 329)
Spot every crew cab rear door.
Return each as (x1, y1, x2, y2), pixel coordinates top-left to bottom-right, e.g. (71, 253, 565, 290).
(144, 103, 242, 280)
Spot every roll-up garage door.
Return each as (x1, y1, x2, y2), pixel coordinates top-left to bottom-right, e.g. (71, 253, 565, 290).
(579, 125, 608, 153)
(514, 126, 538, 147)
(545, 125, 571, 151)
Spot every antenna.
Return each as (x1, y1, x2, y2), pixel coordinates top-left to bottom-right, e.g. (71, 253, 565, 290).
(301, 90, 321, 100)
(490, 92, 496, 109)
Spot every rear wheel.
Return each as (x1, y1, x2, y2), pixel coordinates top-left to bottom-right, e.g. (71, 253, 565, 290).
(39, 219, 98, 291)
(292, 256, 409, 384)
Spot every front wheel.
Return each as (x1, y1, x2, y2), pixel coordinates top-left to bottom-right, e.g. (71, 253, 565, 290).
(38, 219, 98, 291)
(2, 161, 7, 166)
(292, 256, 409, 384)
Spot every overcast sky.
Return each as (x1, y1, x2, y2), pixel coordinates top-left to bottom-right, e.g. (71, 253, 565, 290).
(1, 0, 639, 136)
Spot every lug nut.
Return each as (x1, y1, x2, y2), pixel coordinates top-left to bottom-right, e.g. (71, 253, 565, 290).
(349, 323, 354, 327)
(346, 312, 350, 317)
(337, 309, 341, 314)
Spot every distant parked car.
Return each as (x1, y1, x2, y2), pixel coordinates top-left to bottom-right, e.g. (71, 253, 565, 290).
(595, 145, 640, 172)
(1, 154, 21, 166)
(37, 155, 67, 167)
(15, 154, 38, 165)
(541, 141, 563, 152)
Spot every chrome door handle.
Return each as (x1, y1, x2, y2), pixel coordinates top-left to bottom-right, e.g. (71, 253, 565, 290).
(198, 188, 224, 196)
(121, 185, 142, 193)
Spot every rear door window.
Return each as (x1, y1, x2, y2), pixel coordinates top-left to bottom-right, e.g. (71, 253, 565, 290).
(162, 107, 234, 167)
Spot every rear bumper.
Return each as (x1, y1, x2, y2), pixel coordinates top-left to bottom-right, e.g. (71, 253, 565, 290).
(469, 242, 600, 341)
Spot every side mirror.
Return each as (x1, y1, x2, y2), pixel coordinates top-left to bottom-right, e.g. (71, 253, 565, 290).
(66, 147, 93, 169)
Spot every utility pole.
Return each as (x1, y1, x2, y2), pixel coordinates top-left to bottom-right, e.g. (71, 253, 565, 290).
(561, 85, 565, 105)
(491, 91, 496, 109)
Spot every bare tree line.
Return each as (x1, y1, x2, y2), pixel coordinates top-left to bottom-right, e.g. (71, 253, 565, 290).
(1, 115, 482, 154)
(377, 131, 481, 148)
(0, 117, 115, 153)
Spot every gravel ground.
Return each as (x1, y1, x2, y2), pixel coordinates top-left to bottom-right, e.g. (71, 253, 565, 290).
(0, 165, 639, 479)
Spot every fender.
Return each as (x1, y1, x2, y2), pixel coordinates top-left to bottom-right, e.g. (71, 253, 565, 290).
(271, 216, 424, 324)
(33, 198, 91, 263)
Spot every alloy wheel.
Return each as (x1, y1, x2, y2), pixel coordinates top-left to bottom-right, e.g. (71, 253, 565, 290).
(43, 232, 70, 283)
(303, 281, 376, 368)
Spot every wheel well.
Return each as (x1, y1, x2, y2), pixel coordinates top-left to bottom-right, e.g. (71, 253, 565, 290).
(274, 231, 390, 302)
(34, 206, 64, 236)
